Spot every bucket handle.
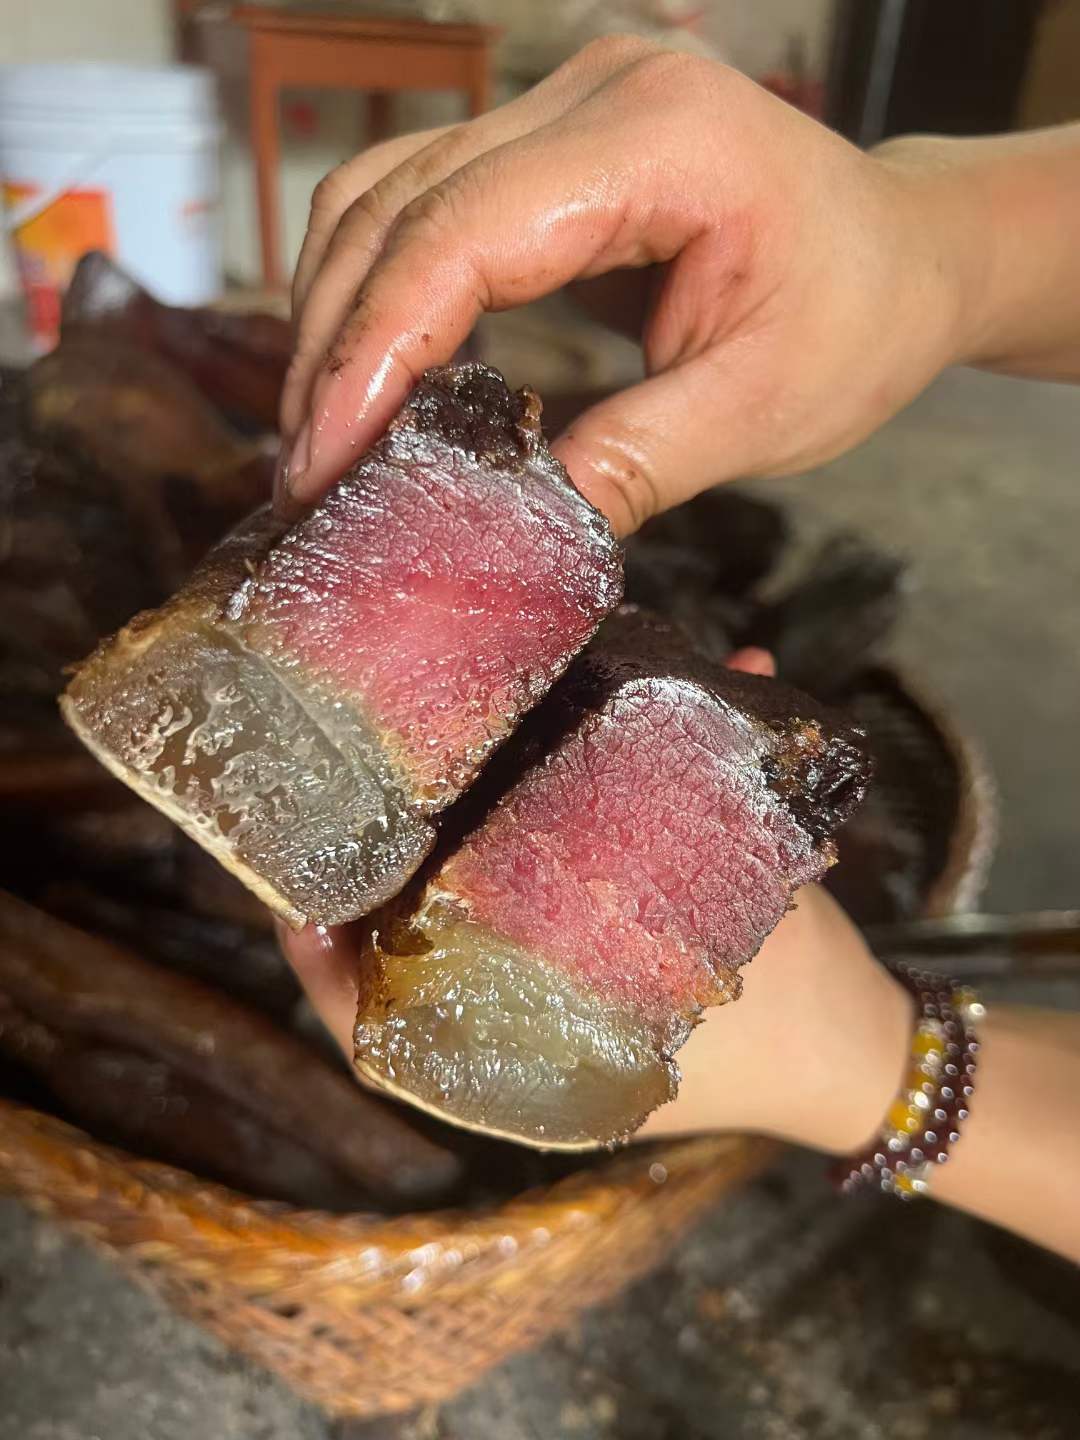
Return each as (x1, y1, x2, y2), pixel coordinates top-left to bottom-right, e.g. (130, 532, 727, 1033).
(3, 140, 114, 232)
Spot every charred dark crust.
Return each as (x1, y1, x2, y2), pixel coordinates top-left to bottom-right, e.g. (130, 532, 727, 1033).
(404, 364, 543, 469)
(761, 725, 868, 845)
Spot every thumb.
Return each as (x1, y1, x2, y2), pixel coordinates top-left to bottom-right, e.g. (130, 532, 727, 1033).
(550, 349, 767, 537)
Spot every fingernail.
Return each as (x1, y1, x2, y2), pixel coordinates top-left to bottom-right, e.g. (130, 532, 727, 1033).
(287, 420, 312, 496)
(272, 445, 289, 513)
(724, 646, 776, 678)
(272, 421, 311, 520)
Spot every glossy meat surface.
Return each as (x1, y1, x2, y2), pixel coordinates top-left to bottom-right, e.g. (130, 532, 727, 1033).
(62, 366, 621, 926)
(356, 900, 675, 1149)
(240, 364, 622, 800)
(63, 508, 433, 926)
(354, 609, 870, 1148)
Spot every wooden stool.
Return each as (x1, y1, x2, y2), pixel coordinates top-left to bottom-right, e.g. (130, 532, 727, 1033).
(232, 5, 496, 289)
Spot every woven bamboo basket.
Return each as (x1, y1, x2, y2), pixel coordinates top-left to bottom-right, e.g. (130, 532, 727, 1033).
(0, 1102, 773, 1415)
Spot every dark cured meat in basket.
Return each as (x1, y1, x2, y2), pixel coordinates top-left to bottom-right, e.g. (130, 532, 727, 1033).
(62, 365, 622, 929)
(0, 369, 159, 703)
(0, 353, 267, 717)
(24, 336, 272, 582)
(38, 885, 300, 1023)
(0, 892, 462, 1209)
(62, 250, 291, 434)
(742, 536, 907, 699)
(626, 488, 789, 603)
(353, 607, 871, 1150)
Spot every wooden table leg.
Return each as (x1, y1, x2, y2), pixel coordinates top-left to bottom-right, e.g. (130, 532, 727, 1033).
(467, 44, 492, 117)
(366, 90, 394, 144)
(249, 40, 284, 289)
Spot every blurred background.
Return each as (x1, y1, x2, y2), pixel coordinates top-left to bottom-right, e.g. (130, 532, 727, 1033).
(1, 4, 1079, 1439)
(2, 0, 1079, 306)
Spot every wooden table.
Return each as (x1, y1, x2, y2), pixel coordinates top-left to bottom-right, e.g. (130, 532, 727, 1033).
(232, 6, 496, 288)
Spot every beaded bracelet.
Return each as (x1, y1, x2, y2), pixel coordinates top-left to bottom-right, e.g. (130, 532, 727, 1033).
(839, 962, 985, 1200)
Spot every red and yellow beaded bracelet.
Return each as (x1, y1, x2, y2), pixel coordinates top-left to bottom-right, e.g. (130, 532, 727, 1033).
(840, 963, 985, 1199)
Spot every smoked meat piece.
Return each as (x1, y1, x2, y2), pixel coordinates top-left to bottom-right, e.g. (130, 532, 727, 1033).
(353, 608, 870, 1149)
(62, 365, 622, 927)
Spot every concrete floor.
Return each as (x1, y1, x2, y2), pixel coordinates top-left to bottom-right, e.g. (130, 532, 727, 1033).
(2, 360, 1079, 1436)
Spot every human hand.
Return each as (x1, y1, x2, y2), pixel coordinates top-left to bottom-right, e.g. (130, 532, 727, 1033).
(278, 36, 975, 534)
(639, 882, 911, 1154)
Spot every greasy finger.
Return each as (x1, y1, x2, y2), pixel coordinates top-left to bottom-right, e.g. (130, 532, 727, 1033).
(282, 129, 452, 439)
(282, 38, 655, 448)
(284, 86, 717, 508)
(292, 127, 450, 324)
(276, 920, 358, 1056)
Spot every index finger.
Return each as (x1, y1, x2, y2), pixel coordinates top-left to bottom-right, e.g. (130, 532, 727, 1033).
(281, 127, 452, 439)
(283, 66, 710, 510)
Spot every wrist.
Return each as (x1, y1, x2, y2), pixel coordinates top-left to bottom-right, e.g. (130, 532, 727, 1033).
(870, 135, 997, 372)
(745, 886, 916, 1156)
(872, 127, 1080, 379)
(788, 955, 915, 1157)
(639, 889, 916, 1156)
(772, 887, 917, 1155)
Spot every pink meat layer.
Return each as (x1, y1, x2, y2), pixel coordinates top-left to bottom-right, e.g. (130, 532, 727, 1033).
(440, 677, 829, 1026)
(241, 434, 619, 798)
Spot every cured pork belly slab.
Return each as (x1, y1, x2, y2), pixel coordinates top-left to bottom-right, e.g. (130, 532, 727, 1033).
(354, 609, 871, 1149)
(62, 366, 622, 928)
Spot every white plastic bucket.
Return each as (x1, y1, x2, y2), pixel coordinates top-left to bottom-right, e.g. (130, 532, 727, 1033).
(0, 62, 222, 351)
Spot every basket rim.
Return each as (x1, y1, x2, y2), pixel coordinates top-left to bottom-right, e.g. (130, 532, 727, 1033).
(0, 1097, 769, 1248)
(863, 663, 998, 918)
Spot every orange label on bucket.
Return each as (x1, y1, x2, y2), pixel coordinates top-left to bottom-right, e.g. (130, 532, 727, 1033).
(3, 181, 115, 351)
